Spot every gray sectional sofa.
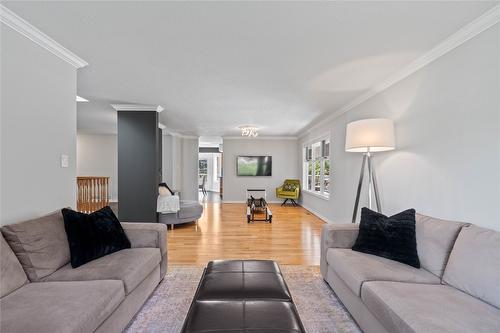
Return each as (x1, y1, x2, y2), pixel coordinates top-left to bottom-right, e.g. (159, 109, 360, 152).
(321, 213, 500, 333)
(159, 200, 203, 229)
(0, 210, 167, 333)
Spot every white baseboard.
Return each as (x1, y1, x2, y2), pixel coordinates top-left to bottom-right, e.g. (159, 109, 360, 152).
(300, 204, 333, 224)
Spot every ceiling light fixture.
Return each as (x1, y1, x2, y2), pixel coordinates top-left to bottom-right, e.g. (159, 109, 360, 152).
(239, 126, 259, 137)
(76, 95, 89, 102)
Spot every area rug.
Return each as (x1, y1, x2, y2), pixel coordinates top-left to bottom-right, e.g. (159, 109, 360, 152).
(125, 265, 361, 333)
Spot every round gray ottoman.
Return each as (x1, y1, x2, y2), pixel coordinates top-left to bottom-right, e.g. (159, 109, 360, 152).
(159, 200, 203, 229)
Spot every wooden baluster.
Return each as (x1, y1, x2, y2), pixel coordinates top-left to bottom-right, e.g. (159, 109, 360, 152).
(104, 177, 109, 206)
(101, 178, 103, 208)
(76, 177, 112, 212)
(99, 178, 104, 208)
(87, 178, 90, 213)
(93, 178, 96, 212)
(86, 179, 89, 212)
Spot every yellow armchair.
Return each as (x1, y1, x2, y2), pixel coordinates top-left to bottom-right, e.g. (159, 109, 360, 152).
(276, 179, 300, 206)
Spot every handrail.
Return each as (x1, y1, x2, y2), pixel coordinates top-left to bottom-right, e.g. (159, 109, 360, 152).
(77, 176, 110, 213)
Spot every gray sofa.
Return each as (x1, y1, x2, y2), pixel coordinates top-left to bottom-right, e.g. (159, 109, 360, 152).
(321, 213, 500, 333)
(159, 200, 203, 229)
(0, 210, 167, 333)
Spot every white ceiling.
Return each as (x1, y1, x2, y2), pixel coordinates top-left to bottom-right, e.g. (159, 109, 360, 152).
(4, 1, 497, 136)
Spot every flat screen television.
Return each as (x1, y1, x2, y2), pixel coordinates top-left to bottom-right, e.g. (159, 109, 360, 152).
(237, 156, 272, 176)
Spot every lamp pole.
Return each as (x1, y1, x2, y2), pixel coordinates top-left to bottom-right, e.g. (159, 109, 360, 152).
(351, 149, 382, 223)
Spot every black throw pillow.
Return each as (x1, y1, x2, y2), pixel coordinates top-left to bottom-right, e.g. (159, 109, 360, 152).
(61, 206, 131, 268)
(352, 208, 420, 268)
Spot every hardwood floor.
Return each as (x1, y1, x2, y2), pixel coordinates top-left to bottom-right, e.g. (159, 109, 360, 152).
(198, 190, 222, 203)
(167, 203, 326, 266)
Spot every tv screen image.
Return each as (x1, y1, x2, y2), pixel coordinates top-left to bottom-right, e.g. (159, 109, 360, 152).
(237, 156, 272, 176)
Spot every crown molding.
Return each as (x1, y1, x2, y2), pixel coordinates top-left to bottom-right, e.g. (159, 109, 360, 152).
(0, 4, 88, 68)
(111, 104, 164, 112)
(223, 136, 298, 140)
(179, 134, 199, 139)
(161, 128, 198, 139)
(299, 4, 500, 138)
(168, 133, 198, 139)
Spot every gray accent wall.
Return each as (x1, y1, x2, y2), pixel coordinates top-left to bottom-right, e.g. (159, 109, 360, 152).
(117, 111, 161, 222)
(1, 25, 77, 226)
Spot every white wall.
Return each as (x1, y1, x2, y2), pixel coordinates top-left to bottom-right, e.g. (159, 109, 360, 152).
(162, 134, 185, 191)
(223, 138, 299, 202)
(181, 137, 199, 201)
(76, 134, 118, 201)
(162, 134, 194, 197)
(299, 25, 500, 230)
(162, 134, 174, 187)
(1, 26, 77, 225)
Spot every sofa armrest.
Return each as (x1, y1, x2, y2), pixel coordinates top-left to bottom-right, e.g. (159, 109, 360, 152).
(320, 223, 359, 278)
(121, 222, 168, 279)
(276, 186, 283, 196)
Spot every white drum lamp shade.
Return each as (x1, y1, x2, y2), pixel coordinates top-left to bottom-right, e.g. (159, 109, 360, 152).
(345, 118, 395, 153)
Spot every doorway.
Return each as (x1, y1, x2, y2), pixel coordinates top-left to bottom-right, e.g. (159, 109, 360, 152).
(198, 137, 223, 203)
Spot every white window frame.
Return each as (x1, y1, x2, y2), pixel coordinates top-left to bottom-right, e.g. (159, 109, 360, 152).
(302, 134, 330, 200)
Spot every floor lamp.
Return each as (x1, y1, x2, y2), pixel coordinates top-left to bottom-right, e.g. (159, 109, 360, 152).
(345, 119, 395, 223)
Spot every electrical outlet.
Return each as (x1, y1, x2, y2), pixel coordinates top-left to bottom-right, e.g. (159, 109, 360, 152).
(61, 154, 69, 168)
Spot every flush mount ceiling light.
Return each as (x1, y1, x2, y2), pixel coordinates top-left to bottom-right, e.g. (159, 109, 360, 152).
(76, 95, 89, 102)
(239, 126, 259, 137)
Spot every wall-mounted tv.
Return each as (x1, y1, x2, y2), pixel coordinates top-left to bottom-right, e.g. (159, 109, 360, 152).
(237, 156, 272, 176)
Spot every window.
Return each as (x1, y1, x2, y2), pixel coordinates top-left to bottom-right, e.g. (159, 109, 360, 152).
(303, 137, 330, 198)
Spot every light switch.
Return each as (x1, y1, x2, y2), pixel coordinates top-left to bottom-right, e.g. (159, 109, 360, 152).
(61, 154, 69, 168)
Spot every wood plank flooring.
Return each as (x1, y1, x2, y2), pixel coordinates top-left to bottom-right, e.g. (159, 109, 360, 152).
(167, 203, 326, 266)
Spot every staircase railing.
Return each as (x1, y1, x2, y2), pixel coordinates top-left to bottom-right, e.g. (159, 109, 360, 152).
(77, 176, 110, 213)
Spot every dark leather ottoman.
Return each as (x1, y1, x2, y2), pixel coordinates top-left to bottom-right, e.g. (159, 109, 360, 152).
(181, 260, 306, 333)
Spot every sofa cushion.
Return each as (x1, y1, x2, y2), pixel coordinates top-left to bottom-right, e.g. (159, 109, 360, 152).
(0, 280, 124, 333)
(42, 248, 160, 294)
(1, 210, 70, 281)
(0, 234, 28, 297)
(415, 213, 467, 277)
(443, 225, 500, 308)
(326, 248, 439, 296)
(361, 281, 500, 333)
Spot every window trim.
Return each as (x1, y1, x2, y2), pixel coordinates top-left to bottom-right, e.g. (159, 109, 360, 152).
(302, 133, 331, 199)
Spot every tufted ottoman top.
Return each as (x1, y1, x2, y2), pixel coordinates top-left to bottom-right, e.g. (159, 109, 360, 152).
(181, 260, 305, 333)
